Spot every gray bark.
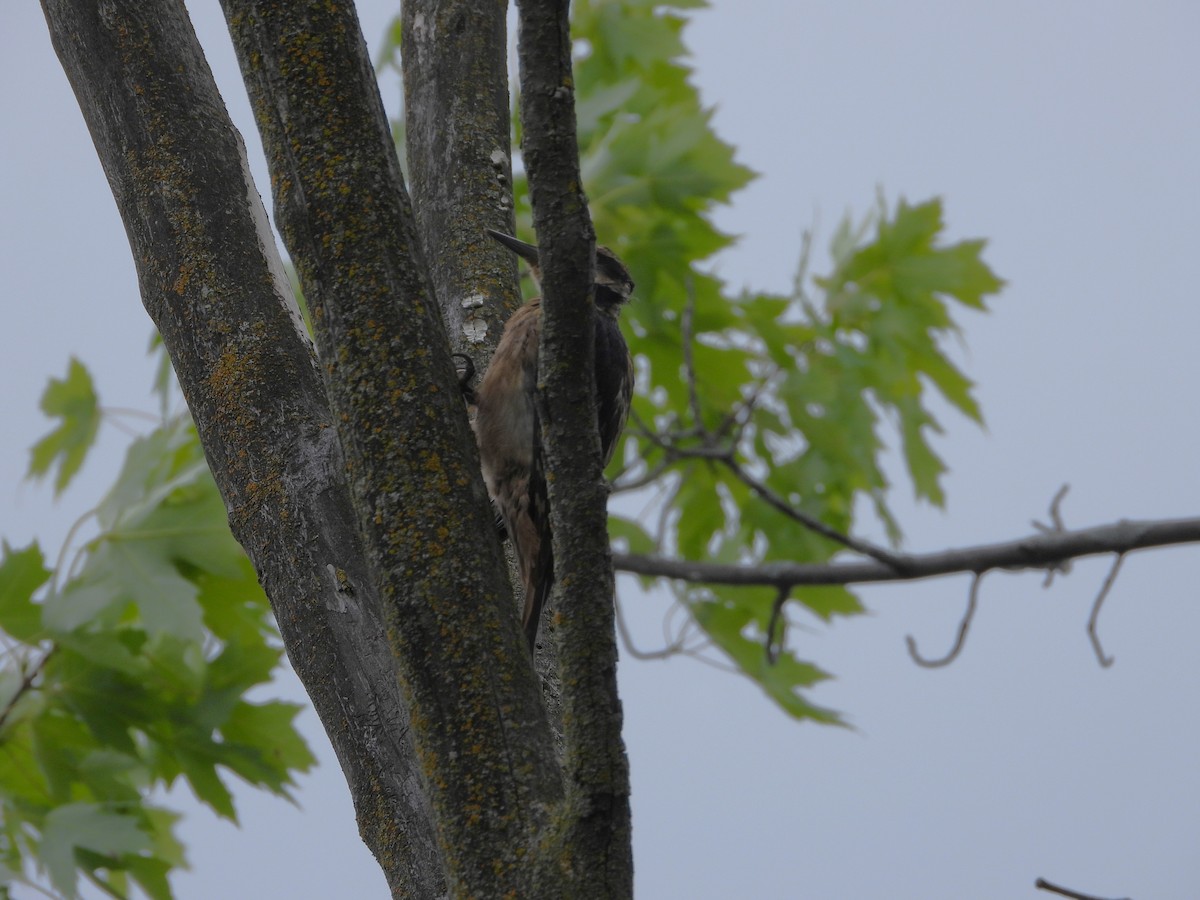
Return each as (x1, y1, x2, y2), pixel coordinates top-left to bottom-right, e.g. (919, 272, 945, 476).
(39, 0, 442, 895)
(515, 0, 633, 896)
(402, 0, 525, 363)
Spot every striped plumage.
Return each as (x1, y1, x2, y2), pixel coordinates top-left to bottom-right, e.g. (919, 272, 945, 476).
(473, 230, 634, 653)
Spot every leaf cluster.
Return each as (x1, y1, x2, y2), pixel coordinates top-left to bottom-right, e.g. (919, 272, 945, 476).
(0, 359, 313, 899)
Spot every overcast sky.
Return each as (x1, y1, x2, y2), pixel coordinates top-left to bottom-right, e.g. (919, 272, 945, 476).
(3, 2, 1199, 898)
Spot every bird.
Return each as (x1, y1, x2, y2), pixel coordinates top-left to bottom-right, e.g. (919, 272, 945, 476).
(473, 229, 634, 654)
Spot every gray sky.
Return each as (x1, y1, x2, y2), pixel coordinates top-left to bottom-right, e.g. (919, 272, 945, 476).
(3, 1, 1199, 898)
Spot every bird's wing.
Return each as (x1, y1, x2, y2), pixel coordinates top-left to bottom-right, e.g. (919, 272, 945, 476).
(594, 315, 634, 468)
(522, 303, 554, 650)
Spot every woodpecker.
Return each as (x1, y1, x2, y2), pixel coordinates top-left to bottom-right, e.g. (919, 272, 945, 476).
(473, 229, 634, 654)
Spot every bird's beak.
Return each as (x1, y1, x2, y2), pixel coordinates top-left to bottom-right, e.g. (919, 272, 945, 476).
(486, 229, 540, 266)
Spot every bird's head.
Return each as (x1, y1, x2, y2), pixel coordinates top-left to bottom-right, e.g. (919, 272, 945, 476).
(486, 229, 634, 311)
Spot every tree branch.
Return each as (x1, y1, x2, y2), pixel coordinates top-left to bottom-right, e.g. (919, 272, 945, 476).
(40, 2, 443, 894)
(1035, 877, 1131, 900)
(515, 0, 632, 894)
(614, 515, 1200, 587)
(402, 0, 525, 362)
(906, 573, 983, 667)
(1087, 554, 1124, 668)
(220, 1, 561, 894)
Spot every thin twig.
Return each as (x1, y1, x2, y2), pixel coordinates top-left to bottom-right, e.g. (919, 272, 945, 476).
(906, 573, 983, 668)
(1087, 554, 1124, 668)
(1032, 483, 1072, 585)
(679, 643, 741, 675)
(626, 408, 704, 453)
(0, 648, 56, 733)
(724, 455, 907, 570)
(1035, 876, 1131, 900)
(103, 416, 143, 438)
(614, 599, 683, 661)
(712, 365, 780, 442)
(51, 507, 98, 595)
(765, 585, 789, 664)
(610, 458, 675, 494)
(627, 403, 905, 568)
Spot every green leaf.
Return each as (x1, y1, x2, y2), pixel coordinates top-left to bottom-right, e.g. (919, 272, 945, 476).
(94, 415, 208, 534)
(142, 806, 187, 869)
(194, 559, 273, 646)
(28, 358, 101, 496)
(44, 538, 206, 643)
(104, 541, 204, 642)
(31, 714, 90, 802)
(205, 635, 280, 696)
(221, 700, 316, 795)
(607, 515, 656, 554)
(690, 591, 842, 723)
(42, 576, 124, 635)
(54, 629, 146, 677)
(0, 717, 50, 807)
(793, 585, 865, 621)
(0, 542, 49, 641)
(40, 803, 151, 898)
(176, 748, 236, 821)
(125, 854, 174, 900)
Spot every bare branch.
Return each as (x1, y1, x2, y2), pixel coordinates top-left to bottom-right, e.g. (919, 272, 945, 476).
(723, 455, 906, 569)
(906, 574, 983, 668)
(1088, 554, 1124, 668)
(1032, 484, 1071, 532)
(765, 585, 790, 664)
(613, 515, 1200, 589)
(716, 365, 782, 443)
(1032, 483, 1073, 585)
(1035, 877, 1131, 900)
(624, 407, 902, 566)
(614, 600, 684, 661)
(515, 0, 632, 893)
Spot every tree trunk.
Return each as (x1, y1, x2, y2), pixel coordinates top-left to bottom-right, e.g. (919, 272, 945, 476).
(40, 1, 443, 894)
(402, 0, 524, 361)
(514, 1, 632, 895)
